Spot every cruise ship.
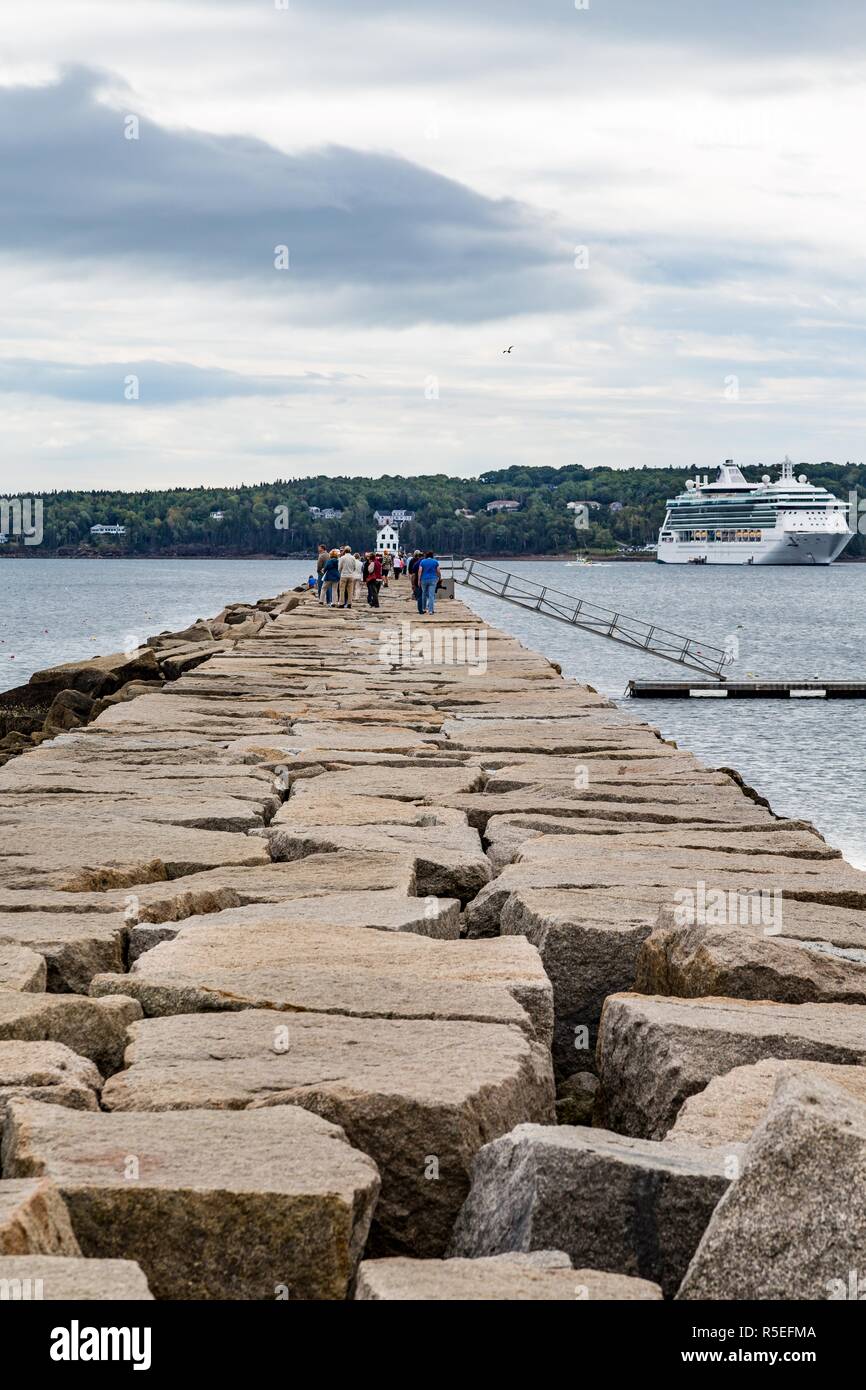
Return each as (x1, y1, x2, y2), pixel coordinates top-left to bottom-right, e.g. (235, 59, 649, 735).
(657, 459, 853, 565)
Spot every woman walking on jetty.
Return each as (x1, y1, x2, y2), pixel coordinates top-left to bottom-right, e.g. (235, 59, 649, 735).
(320, 548, 340, 606)
(365, 551, 383, 607)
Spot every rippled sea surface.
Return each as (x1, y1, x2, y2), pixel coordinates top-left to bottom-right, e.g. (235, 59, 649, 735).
(1, 557, 864, 866)
(0, 558, 310, 691)
(453, 559, 866, 868)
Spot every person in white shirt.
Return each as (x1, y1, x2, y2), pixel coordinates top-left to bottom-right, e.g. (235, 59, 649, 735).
(338, 548, 356, 607)
(352, 552, 364, 603)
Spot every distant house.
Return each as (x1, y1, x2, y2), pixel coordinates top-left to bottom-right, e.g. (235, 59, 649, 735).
(209, 510, 225, 521)
(454, 508, 474, 519)
(375, 508, 415, 526)
(608, 501, 624, 513)
(376, 522, 399, 554)
(485, 499, 521, 513)
(90, 524, 126, 536)
(308, 506, 343, 521)
(566, 500, 601, 513)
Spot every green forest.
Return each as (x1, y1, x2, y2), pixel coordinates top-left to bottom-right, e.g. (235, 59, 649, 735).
(3, 462, 866, 558)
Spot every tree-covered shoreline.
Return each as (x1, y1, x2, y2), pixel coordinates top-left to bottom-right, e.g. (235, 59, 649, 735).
(4, 462, 865, 558)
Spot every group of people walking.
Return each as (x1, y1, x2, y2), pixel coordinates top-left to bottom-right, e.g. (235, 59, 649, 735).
(314, 545, 442, 612)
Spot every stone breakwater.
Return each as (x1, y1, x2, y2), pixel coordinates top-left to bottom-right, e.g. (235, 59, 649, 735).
(1, 582, 865, 1301)
(0, 594, 294, 755)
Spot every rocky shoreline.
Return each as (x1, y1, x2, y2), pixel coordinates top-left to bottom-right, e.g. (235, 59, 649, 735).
(1, 582, 865, 1300)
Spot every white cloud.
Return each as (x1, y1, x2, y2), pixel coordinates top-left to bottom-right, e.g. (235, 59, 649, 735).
(0, 1, 865, 487)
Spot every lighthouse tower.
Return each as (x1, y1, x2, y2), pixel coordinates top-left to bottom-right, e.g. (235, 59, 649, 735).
(376, 519, 399, 556)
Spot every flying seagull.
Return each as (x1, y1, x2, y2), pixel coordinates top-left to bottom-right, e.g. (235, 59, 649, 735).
(502, 345, 514, 354)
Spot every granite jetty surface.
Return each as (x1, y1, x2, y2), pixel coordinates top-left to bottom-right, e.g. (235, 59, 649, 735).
(1, 581, 864, 1300)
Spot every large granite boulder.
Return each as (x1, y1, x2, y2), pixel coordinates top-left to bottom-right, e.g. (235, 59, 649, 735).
(0, 1178, 81, 1256)
(28, 648, 161, 700)
(667, 1058, 866, 1148)
(267, 823, 491, 903)
(0, 942, 46, 993)
(102, 1008, 554, 1257)
(90, 920, 551, 1043)
(0, 1255, 153, 1299)
(2, 1099, 380, 1300)
(501, 887, 659, 1073)
(678, 1074, 866, 1300)
(0, 994, 141, 1075)
(448, 1122, 731, 1297)
(0, 914, 125, 992)
(636, 920, 866, 1005)
(597, 993, 866, 1138)
(0, 1040, 102, 1120)
(356, 1253, 662, 1301)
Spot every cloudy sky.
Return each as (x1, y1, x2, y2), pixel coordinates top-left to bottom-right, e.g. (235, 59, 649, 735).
(2, 0, 865, 489)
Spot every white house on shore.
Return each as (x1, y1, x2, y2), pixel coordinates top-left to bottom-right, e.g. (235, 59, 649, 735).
(376, 521, 399, 555)
(90, 524, 126, 536)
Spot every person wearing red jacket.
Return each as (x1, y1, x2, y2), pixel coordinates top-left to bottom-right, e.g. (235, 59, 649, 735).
(365, 552, 383, 607)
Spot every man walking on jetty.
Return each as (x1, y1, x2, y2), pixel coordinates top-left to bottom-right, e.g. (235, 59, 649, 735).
(408, 550, 423, 614)
(315, 544, 328, 597)
(418, 551, 440, 615)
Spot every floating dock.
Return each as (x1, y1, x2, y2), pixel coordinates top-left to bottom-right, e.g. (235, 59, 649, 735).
(627, 679, 866, 699)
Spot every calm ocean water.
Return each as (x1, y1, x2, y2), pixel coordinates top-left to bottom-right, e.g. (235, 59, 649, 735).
(1, 557, 864, 866)
(457, 560, 866, 869)
(0, 558, 311, 691)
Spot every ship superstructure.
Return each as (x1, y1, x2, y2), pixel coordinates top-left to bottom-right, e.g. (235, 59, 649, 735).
(657, 459, 852, 565)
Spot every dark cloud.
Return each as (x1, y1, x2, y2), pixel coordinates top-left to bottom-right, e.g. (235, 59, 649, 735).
(0, 69, 592, 325)
(0, 357, 332, 404)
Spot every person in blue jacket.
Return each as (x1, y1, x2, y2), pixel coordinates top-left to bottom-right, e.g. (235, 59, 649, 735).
(319, 549, 341, 606)
(417, 551, 441, 615)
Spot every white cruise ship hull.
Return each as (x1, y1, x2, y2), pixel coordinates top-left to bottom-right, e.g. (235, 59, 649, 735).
(658, 529, 851, 565)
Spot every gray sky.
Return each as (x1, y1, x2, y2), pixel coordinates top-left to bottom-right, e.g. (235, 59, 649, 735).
(2, 0, 864, 488)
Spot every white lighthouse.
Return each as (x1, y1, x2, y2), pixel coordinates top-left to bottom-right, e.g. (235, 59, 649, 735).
(376, 520, 399, 556)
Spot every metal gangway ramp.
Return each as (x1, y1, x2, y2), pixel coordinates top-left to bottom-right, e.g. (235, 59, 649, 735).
(446, 557, 733, 679)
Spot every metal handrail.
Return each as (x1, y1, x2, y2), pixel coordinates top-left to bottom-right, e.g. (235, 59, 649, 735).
(443, 556, 732, 679)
